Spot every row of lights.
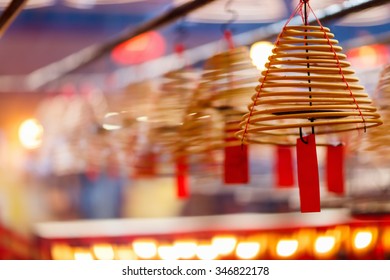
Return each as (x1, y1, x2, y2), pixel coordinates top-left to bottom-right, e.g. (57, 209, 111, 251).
(50, 226, 383, 260)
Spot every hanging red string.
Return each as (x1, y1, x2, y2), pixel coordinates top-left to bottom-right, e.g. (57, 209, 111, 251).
(223, 30, 235, 50)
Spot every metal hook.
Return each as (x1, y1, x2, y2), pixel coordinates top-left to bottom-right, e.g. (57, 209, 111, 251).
(299, 127, 308, 144)
(220, 0, 238, 34)
(174, 18, 188, 45)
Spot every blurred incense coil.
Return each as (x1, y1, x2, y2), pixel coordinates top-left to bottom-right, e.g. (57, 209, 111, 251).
(200, 46, 258, 112)
(350, 64, 390, 158)
(236, 25, 383, 146)
(176, 98, 223, 156)
(182, 46, 258, 150)
(150, 68, 199, 150)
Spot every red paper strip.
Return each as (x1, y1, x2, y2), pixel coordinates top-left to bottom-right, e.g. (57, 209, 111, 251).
(224, 121, 249, 184)
(86, 164, 99, 181)
(275, 146, 295, 188)
(176, 156, 189, 199)
(224, 145, 249, 184)
(296, 134, 321, 213)
(326, 145, 344, 195)
(134, 151, 157, 178)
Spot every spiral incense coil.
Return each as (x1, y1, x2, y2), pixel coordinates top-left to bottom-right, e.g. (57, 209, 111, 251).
(352, 64, 390, 156)
(236, 25, 383, 145)
(151, 68, 198, 149)
(176, 105, 223, 156)
(200, 46, 258, 111)
(187, 46, 259, 149)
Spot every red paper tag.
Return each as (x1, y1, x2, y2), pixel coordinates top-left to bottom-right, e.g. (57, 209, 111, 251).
(86, 164, 99, 181)
(326, 145, 344, 195)
(296, 134, 321, 213)
(134, 151, 157, 178)
(275, 146, 295, 188)
(224, 122, 249, 184)
(176, 156, 189, 199)
(224, 145, 249, 184)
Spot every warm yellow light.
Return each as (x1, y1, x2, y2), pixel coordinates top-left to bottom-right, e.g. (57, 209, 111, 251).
(211, 235, 237, 255)
(196, 243, 218, 260)
(116, 245, 136, 260)
(136, 116, 148, 122)
(132, 239, 157, 259)
(382, 228, 390, 251)
(102, 112, 122, 130)
(249, 41, 274, 70)
(92, 243, 115, 260)
(354, 231, 373, 250)
(235, 241, 261, 260)
(18, 118, 43, 149)
(74, 248, 94, 260)
(173, 240, 197, 259)
(314, 236, 336, 254)
(158, 244, 178, 260)
(276, 239, 298, 258)
(50, 243, 74, 260)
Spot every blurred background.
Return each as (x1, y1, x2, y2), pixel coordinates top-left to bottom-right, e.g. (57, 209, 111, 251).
(0, 0, 390, 260)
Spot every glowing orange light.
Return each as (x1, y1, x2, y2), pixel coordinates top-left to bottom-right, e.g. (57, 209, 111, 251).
(347, 44, 389, 69)
(73, 248, 94, 260)
(196, 243, 218, 260)
(314, 236, 336, 255)
(235, 241, 261, 259)
(92, 243, 115, 260)
(276, 239, 298, 258)
(132, 239, 157, 259)
(211, 235, 237, 255)
(352, 229, 377, 251)
(250, 41, 274, 70)
(111, 31, 166, 65)
(116, 245, 136, 260)
(18, 118, 43, 149)
(158, 244, 178, 260)
(51, 243, 74, 260)
(173, 239, 197, 259)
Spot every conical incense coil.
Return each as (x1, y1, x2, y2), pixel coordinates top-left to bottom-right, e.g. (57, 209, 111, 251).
(199, 47, 258, 110)
(197, 46, 258, 147)
(236, 25, 383, 146)
(351, 64, 390, 156)
(151, 68, 198, 149)
(177, 105, 223, 155)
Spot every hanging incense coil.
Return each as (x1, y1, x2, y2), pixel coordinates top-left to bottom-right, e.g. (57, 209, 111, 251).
(177, 98, 223, 155)
(236, 25, 383, 146)
(201, 46, 258, 107)
(150, 68, 198, 149)
(351, 64, 390, 155)
(187, 46, 259, 149)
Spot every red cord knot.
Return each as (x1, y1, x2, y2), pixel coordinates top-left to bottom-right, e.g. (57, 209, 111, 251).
(174, 43, 184, 55)
(223, 30, 235, 50)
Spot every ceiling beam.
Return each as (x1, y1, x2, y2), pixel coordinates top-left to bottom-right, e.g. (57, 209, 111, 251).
(18, 0, 390, 91)
(0, 0, 28, 38)
(25, 0, 218, 90)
